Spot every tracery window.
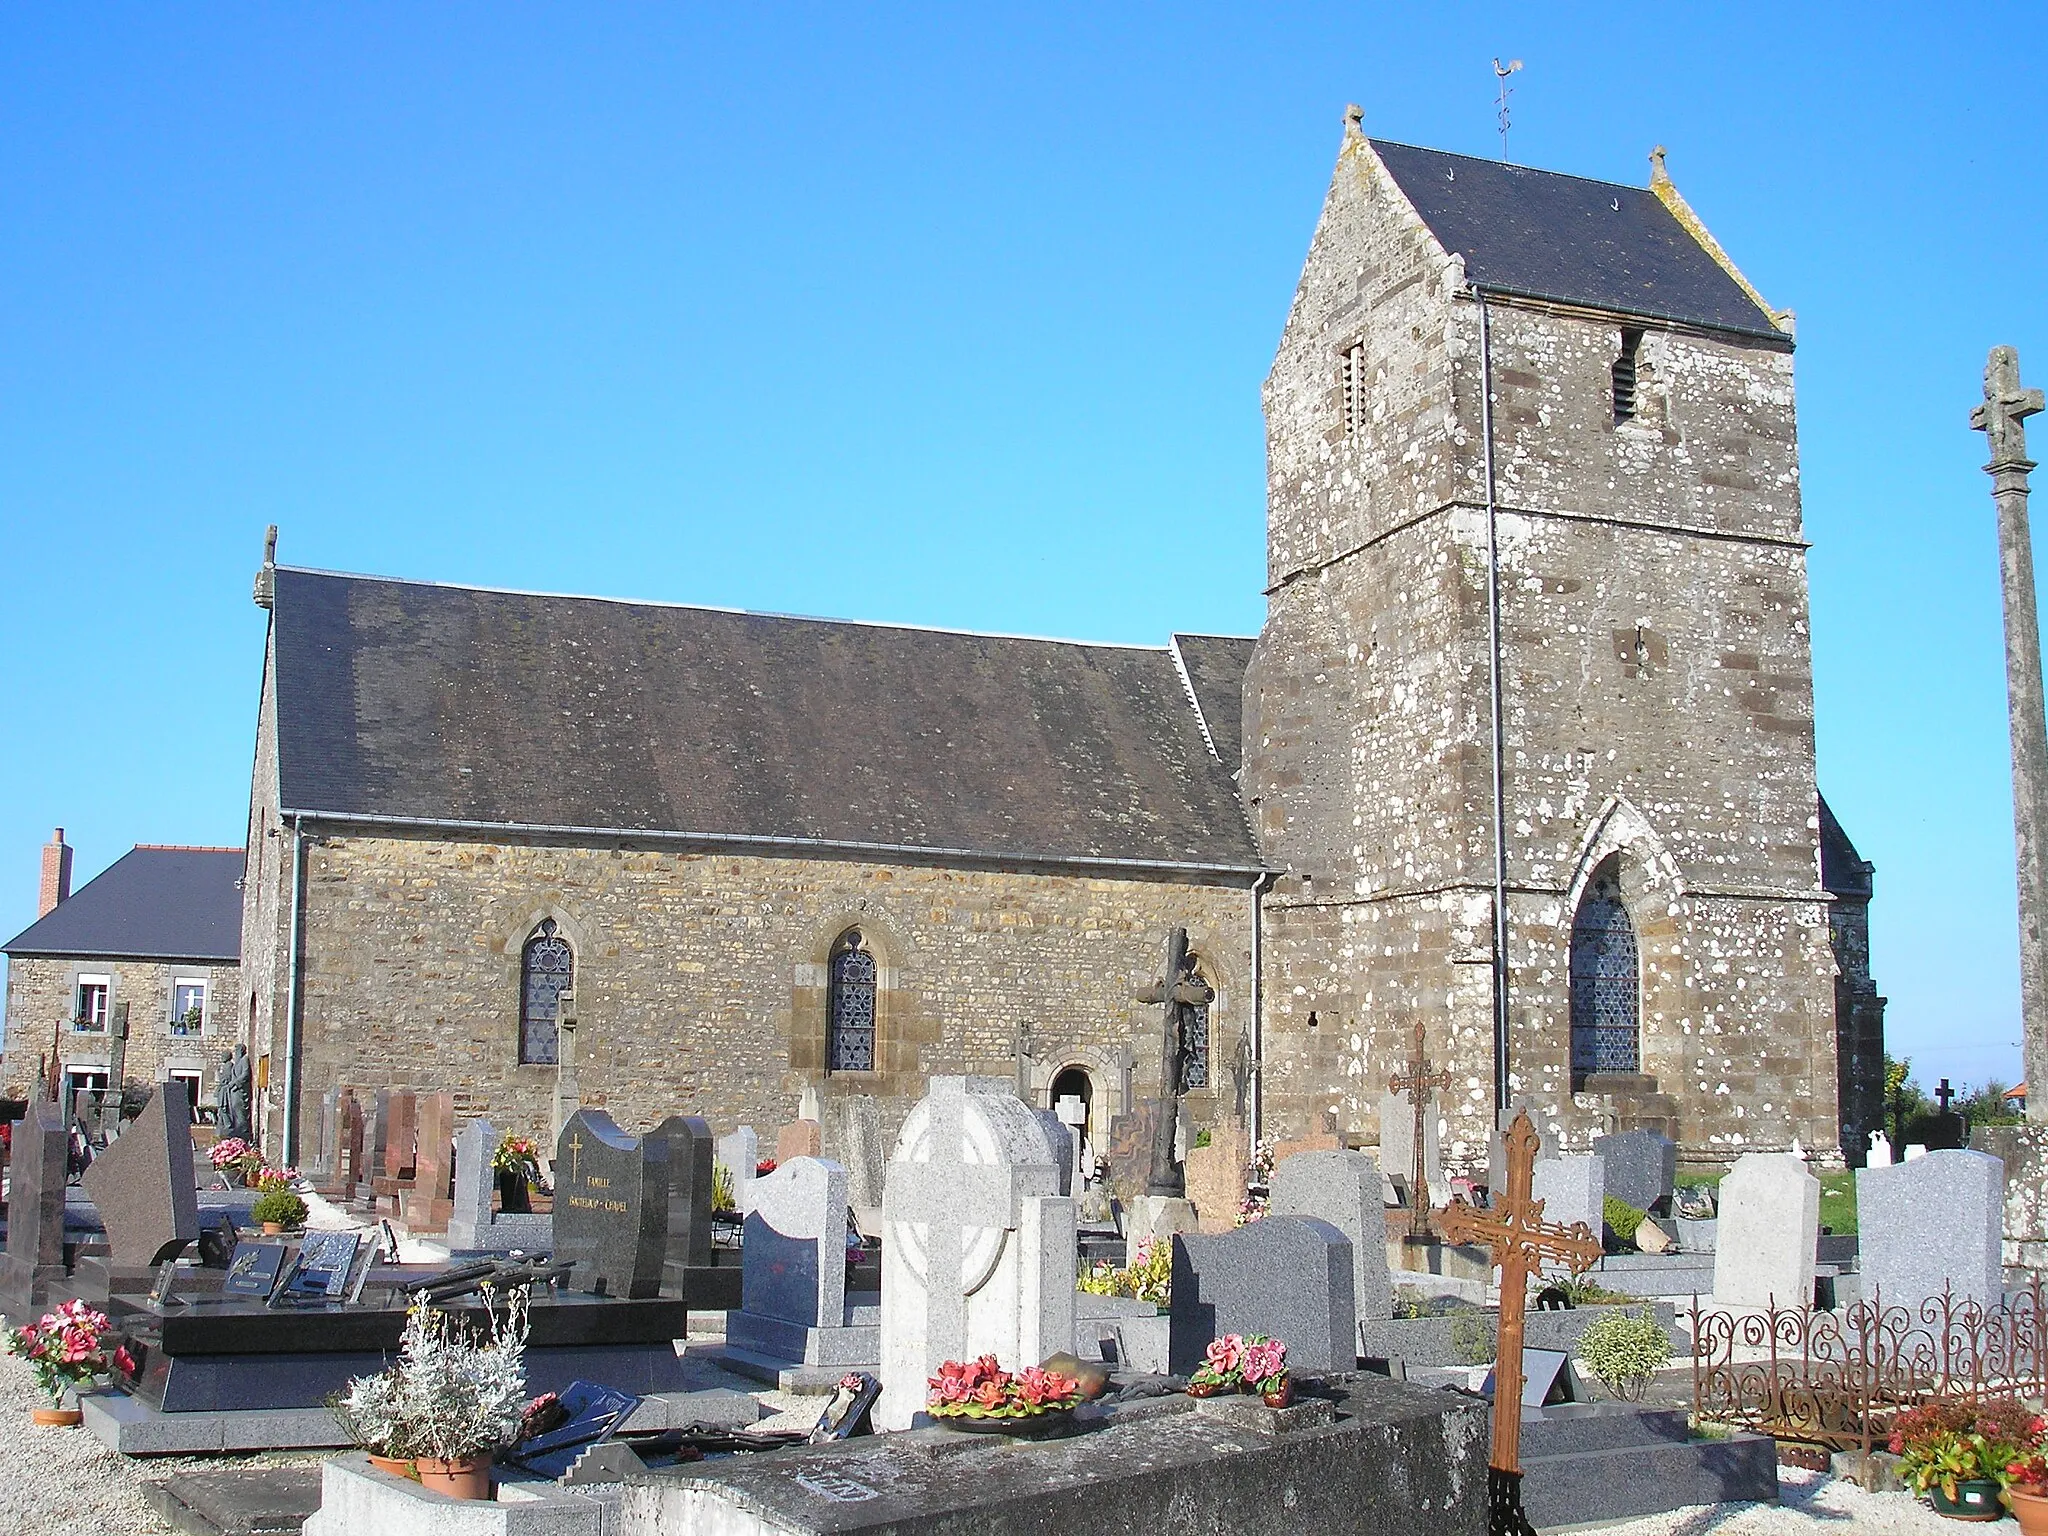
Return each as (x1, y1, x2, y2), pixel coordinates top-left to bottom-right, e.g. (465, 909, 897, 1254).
(520, 918, 573, 1066)
(1569, 861, 1640, 1075)
(827, 929, 876, 1073)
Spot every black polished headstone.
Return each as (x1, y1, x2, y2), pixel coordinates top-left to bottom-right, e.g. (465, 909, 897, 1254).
(553, 1109, 671, 1299)
(652, 1114, 715, 1292)
(0, 1098, 72, 1319)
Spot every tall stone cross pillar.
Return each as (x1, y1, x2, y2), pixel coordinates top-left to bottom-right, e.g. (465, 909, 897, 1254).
(1437, 1110, 1603, 1536)
(1132, 928, 1213, 1197)
(551, 989, 581, 1144)
(1972, 346, 2048, 1123)
(1389, 1022, 1454, 1241)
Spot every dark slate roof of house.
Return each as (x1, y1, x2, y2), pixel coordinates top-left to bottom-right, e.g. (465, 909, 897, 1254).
(2, 847, 244, 961)
(1171, 634, 1256, 781)
(1370, 140, 1785, 341)
(270, 568, 1267, 875)
(1818, 794, 1873, 899)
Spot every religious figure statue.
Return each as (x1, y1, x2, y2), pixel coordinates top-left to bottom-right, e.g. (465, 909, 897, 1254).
(216, 1046, 252, 1141)
(1133, 928, 1214, 1197)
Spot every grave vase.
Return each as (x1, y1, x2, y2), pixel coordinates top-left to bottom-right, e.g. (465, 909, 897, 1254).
(497, 1168, 532, 1214)
(415, 1455, 492, 1500)
(29, 1406, 81, 1428)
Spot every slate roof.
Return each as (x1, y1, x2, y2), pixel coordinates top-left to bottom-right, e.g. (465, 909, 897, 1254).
(1370, 140, 1785, 342)
(1171, 634, 1256, 781)
(270, 568, 1267, 875)
(2, 847, 244, 962)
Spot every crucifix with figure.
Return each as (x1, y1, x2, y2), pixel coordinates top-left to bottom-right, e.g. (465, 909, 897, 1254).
(1389, 1022, 1454, 1241)
(1436, 1110, 1603, 1536)
(1132, 927, 1213, 1197)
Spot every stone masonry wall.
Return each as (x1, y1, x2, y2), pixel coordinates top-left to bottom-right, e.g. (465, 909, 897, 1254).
(1243, 126, 1840, 1167)
(2, 956, 240, 1099)
(268, 830, 1252, 1160)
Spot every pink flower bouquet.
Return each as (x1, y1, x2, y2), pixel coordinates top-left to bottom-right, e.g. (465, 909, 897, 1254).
(926, 1355, 1084, 1420)
(5, 1300, 114, 1406)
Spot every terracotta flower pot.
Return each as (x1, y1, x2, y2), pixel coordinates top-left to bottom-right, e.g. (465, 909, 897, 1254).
(2009, 1488, 2048, 1536)
(416, 1455, 493, 1501)
(30, 1407, 81, 1428)
(366, 1453, 416, 1479)
(261, 1222, 284, 1236)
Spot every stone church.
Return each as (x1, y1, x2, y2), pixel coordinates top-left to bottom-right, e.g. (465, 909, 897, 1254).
(238, 114, 1884, 1177)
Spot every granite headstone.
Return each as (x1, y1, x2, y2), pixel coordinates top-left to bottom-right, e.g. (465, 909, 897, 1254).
(554, 1109, 671, 1299)
(80, 1082, 200, 1268)
(718, 1126, 761, 1216)
(0, 1098, 71, 1318)
(1184, 1115, 1249, 1234)
(399, 1091, 455, 1230)
(448, 1117, 552, 1252)
(1380, 1089, 1448, 1208)
(1711, 1152, 1818, 1310)
(876, 1076, 1075, 1431)
(1531, 1154, 1605, 1243)
(742, 1156, 847, 1329)
(1269, 1148, 1392, 1322)
(823, 1094, 886, 1212)
(1591, 1130, 1677, 1215)
(651, 1113, 716, 1291)
(776, 1119, 822, 1164)
(1858, 1149, 2005, 1317)
(1169, 1215, 1356, 1375)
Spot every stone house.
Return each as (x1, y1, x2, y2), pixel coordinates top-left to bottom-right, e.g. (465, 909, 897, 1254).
(2, 831, 243, 1111)
(236, 118, 1883, 1173)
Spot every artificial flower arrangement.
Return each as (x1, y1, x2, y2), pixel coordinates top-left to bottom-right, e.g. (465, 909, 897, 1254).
(1890, 1398, 2036, 1511)
(251, 1165, 299, 1194)
(208, 1137, 262, 1180)
(755, 1157, 779, 1177)
(1186, 1333, 1291, 1406)
(926, 1355, 1085, 1422)
(1077, 1237, 1171, 1306)
(491, 1135, 542, 1177)
(5, 1300, 126, 1415)
(330, 1284, 532, 1500)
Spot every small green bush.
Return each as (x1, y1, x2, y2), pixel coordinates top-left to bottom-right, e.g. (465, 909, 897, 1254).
(1603, 1195, 1647, 1244)
(1450, 1310, 1498, 1366)
(251, 1189, 308, 1229)
(1575, 1308, 1671, 1400)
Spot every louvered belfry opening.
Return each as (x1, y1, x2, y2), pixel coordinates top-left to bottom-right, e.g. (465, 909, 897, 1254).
(1341, 340, 1368, 437)
(1612, 328, 1643, 423)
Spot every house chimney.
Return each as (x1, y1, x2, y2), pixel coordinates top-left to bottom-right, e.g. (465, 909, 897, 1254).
(38, 829, 72, 917)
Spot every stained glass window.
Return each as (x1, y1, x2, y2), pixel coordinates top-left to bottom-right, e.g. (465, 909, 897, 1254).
(520, 918, 572, 1066)
(1570, 863, 1639, 1074)
(828, 929, 876, 1072)
(1182, 995, 1211, 1091)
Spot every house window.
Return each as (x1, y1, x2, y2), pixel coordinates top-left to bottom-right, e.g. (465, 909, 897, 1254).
(1612, 329, 1643, 424)
(1341, 340, 1369, 437)
(170, 1070, 203, 1111)
(1570, 860, 1640, 1075)
(519, 919, 573, 1066)
(74, 976, 110, 1032)
(172, 979, 207, 1036)
(63, 1067, 109, 1112)
(827, 929, 877, 1073)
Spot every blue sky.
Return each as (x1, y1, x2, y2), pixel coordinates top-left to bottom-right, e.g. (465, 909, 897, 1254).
(2, 5, 2043, 1095)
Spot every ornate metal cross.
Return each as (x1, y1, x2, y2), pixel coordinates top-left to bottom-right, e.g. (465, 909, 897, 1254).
(1132, 928, 1212, 1197)
(1388, 1022, 1455, 1240)
(1436, 1109, 1602, 1534)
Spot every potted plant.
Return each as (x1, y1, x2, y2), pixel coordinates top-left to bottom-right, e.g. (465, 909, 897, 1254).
(251, 1189, 309, 1235)
(1574, 1308, 1673, 1402)
(1892, 1399, 2031, 1521)
(334, 1286, 532, 1499)
(490, 1135, 541, 1214)
(2005, 1421, 2048, 1536)
(926, 1355, 1084, 1435)
(5, 1300, 125, 1426)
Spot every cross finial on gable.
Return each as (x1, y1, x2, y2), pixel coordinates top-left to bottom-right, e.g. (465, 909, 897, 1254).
(1344, 103, 1364, 136)
(1648, 145, 1670, 187)
(1972, 346, 2044, 468)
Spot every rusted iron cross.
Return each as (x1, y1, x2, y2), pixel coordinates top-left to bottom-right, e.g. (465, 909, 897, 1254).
(1436, 1109, 1602, 1502)
(1388, 1022, 1454, 1240)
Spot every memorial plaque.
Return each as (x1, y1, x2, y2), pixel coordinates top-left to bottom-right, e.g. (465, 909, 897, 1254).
(286, 1231, 364, 1299)
(223, 1242, 289, 1299)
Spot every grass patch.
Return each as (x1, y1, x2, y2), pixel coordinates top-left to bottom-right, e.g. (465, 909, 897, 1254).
(1818, 1169, 1856, 1235)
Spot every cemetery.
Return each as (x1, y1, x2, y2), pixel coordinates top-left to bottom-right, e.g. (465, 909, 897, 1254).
(0, 1043, 2037, 1536)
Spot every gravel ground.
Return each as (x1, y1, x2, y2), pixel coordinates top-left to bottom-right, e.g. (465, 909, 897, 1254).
(1555, 1466, 1981, 1535)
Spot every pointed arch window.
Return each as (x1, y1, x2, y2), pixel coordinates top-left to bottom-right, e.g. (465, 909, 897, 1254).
(520, 918, 573, 1066)
(1570, 861, 1640, 1074)
(827, 929, 877, 1073)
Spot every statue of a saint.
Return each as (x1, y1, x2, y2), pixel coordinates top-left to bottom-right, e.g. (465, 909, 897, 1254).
(217, 1046, 253, 1141)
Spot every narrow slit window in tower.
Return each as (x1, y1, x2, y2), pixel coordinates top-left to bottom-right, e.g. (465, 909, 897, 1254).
(1342, 341, 1368, 437)
(1612, 329, 1643, 424)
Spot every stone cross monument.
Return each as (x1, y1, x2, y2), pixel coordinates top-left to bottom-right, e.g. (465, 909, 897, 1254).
(1972, 345, 2048, 1123)
(551, 989, 581, 1142)
(1132, 928, 1213, 1197)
